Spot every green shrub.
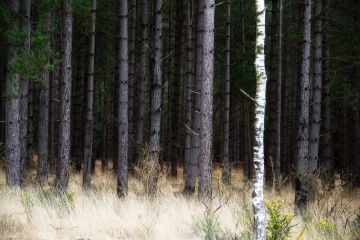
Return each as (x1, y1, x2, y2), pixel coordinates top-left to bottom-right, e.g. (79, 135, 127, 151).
(266, 200, 296, 240)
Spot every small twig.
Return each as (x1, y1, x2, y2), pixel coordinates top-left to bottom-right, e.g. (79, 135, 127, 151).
(238, 88, 257, 104)
(185, 123, 199, 136)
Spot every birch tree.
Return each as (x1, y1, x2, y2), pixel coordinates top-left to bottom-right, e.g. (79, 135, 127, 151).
(253, 0, 267, 238)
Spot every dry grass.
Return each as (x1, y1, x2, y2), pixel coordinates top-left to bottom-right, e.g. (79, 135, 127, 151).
(0, 162, 359, 240)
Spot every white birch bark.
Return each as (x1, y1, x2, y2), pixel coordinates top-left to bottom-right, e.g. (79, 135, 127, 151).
(253, 0, 267, 239)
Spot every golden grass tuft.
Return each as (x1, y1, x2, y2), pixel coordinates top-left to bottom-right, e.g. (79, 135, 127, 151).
(0, 162, 359, 240)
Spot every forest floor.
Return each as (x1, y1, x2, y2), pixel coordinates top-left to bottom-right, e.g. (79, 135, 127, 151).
(0, 161, 359, 240)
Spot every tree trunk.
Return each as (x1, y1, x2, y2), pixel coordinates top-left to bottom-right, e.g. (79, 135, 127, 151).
(186, 0, 203, 194)
(19, 0, 31, 184)
(265, 0, 279, 187)
(295, 0, 312, 214)
(320, 0, 333, 188)
(148, 0, 163, 195)
(198, 0, 214, 198)
(128, 0, 137, 171)
(222, 0, 231, 185)
(308, 0, 323, 201)
(253, 1, 267, 238)
(117, 0, 129, 197)
(136, 0, 149, 151)
(183, 0, 194, 193)
(5, 0, 21, 188)
(275, 0, 283, 189)
(56, 0, 73, 194)
(83, 0, 96, 191)
(170, 0, 183, 177)
(37, 9, 52, 186)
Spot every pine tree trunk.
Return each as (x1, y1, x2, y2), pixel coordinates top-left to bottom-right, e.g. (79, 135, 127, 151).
(198, 0, 214, 198)
(128, 0, 137, 170)
(253, 0, 267, 238)
(275, 0, 283, 189)
(5, 0, 21, 188)
(308, 0, 323, 201)
(56, 0, 73, 194)
(148, 0, 163, 195)
(117, 0, 129, 197)
(319, 0, 333, 188)
(186, 0, 203, 194)
(136, 0, 149, 151)
(183, 0, 194, 193)
(170, 0, 183, 177)
(265, 0, 279, 187)
(295, 0, 312, 214)
(19, 0, 31, 184)
(222, 0, 231, 185)
(37, 9, 52, 186)
(83, 0, 96, 190)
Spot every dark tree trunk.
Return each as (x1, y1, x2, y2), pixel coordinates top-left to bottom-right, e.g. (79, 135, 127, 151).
(19, 0, 31, 184)
(265, 0, 279, 187)
(222, 0, 231, 185)
(186, 0, 203, 194)
(170, 0, 183, 177)
(136, 0, 149, 152)
(128, 0, 137, 171)
(56, 0, 73, 194)
(5, 0, 21, 188)
(148, 0, 163, 195)
(117, 0, 129, 197)
(295, 0, 312, 214)
(83, 0, 96, 190)
(183, 0, 194, 193)
(308, 0, 323, 200)
(37, 9, 52, 186)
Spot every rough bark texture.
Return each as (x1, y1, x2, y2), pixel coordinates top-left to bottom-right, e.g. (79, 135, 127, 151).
(308, 0, 323, 200)
(253, 0, 267, 239)
(320, 1, 333, 188)
(148, 0, 163, 195)
(222, 0, 231, 185)
(187, 0, 203, 194)
(275, 0, 283, 189)
(295, 0, 312, 214)
(5, 0, 21, 188)
(265, 0, 278, 187)
(128, 0, 137, 170)
(83, 0, 96, 190)
(184, 0, 194, 193)
(19, 0, 31, 184)
(170, 0, 183, 177)
(37, 10, 52, 186)
(117, 0, 129, 197)
(136, 0, 148, 150)
(199, 0, 214, 198)
(56, 0, 73, 194)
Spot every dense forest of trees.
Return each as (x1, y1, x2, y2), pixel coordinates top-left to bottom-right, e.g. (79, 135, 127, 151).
(0, 0, 359, 237)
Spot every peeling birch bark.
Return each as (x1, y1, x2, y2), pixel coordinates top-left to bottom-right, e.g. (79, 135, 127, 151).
(253, 0, 267, 239)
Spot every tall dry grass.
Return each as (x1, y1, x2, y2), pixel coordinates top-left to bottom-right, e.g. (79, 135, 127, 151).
(0, 162, 359, 240)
